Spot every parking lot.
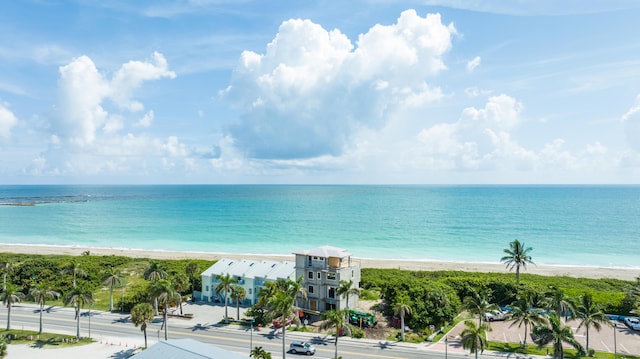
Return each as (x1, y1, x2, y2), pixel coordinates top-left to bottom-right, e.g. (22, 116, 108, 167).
(445, 317, 640, 356)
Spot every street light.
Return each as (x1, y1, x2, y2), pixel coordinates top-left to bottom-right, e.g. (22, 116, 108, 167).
(613, 323, 617, 359)
(445, 336, 448, 359)
(248, 318, 254, 354)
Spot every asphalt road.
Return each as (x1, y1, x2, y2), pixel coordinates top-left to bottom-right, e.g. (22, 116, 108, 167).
(2, 304, 639, 358)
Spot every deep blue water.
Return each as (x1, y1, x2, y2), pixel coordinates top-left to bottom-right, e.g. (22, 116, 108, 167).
(0, 185, 638, 268)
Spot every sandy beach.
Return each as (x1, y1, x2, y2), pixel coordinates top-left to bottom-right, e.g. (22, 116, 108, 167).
(1, 243, 638, 281)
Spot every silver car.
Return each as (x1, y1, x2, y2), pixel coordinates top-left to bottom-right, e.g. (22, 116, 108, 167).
(289, 341, 316, 355)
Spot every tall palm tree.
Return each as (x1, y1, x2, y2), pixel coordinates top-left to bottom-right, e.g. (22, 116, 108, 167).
(533, 313, 584, 359)
(267, 289, 297, 359)
(63, 286, 94, 339)
(286, 276, 307, 327)
(463, 289, 499, 326)
(500, 239, 534, 284)
(231, 285, 247, 320)
(506, 291, 547, 347)
(150, 278, 179, 340)
(60, 260, 87, 288)
(101, 267, 123, 312)
(131, 302, 154, 348)
(144, 260, 167, 315)
(460, 319, 492, 359)
(215, 273, 237, 323)
(0, 260, 15, 291)
(171, 272, 189, 315)
(185, 262, 201, 302)
(28, 283, 60, 334)
(543, 285, 575, 321)
(1, 283, 24, 330)
(574, 292, 609, 353)
(319, 309, 352, 359)
(336, 279, 360, 309)
(393, 294, 412, 341)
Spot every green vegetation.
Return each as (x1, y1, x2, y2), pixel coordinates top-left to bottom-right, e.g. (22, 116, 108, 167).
(0, 329, 92, 348)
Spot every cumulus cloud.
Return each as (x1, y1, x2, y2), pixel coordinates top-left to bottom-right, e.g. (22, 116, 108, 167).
(0, 102, 18, 140)
(221, 9, 456, 159)
(466, 56, 481, 72)
(416, 94, 533, 170)
(55, 52, 175, 146)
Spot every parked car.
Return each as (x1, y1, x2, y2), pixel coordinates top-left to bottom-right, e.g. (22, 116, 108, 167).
(289, 341, 316, 355)
(485, 310, 506, 322)
(624, 316, 640, 330)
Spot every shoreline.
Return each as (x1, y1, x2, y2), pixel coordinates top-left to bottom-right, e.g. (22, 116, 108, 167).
(1, 243, 638, 281)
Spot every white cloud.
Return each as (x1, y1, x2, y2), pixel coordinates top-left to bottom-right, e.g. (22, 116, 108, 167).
(0, 102, 18, 140)
(222, 9, 456, 159)
(135, 110, 154, 128)
(467, 56, 481, 72)
(54, 53, 175, 146)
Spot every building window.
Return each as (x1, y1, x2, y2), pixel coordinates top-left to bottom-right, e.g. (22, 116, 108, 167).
(205, 285, 209, 292)
(308, 271, 314, 279)
(317, 272, 321, 280)
(308, 285, 314, 294)
(328, 287, 335, 299)
(249, 288, 252, 295)
(327, 272, 336, 281)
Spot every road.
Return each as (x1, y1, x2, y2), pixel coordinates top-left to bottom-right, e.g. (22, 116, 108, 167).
(2, 304, 468, 359)
(4, 304, 638, 358)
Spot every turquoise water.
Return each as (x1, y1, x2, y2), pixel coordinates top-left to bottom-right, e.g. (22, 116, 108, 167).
(0, 185, 638, 268)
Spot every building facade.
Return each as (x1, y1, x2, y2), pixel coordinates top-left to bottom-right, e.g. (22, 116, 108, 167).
(200, 258, 296, 305)
(294, 245, 361, 313)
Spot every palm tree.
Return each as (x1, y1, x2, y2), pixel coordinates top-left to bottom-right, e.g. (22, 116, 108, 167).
(63, 286, 94, 339)
(543, 285, 575, 321)
(533, 313, 584, 359)
(500, 239, 534, 284)
(574, 292, 609, 353)
(287, 276, 307, 326)
(250, 346, 272, 359)
(231, 285, 247, 320)
(60, 260, 87, 288)
(460, 319, 492, 359)
(319, 309, 352, 359)
(28, 283, 60, 334)
(215, 273, 236, 323)
(171, 272, 189, 315)
(393, 294, 412, 341)
(131, 302, 154, 348)
(0, 260, 15, 291)
(144, 260, 167, 315)
(506, 291, 547, 347)
(101, 267, 123, 312)
(150, 278, 179, 340)
(185, 262, 201, 302)
(336, 279, 360, 309)
(1, 283, 24, 330)
(268, 289, 298, 359)
(463, 289, 499, 326)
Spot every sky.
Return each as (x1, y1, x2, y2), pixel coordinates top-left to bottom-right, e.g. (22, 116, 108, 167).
(1, 0, 640, 184)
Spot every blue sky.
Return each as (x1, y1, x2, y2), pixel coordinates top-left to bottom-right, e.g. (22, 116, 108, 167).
(1, 0, 640, 184)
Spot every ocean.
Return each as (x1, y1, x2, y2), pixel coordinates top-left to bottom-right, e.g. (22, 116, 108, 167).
(0, 185, 638, 268)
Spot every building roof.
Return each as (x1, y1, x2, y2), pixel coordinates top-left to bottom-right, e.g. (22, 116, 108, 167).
(293, 245, 352, 259)
(263, 261, 296, 280)
(132, 338, 249, 359)
(201, 258, 295, 281)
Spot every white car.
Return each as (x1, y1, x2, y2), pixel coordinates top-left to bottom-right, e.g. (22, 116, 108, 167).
(624, 317, 640, 330)
(289, 341, 316, 355)
(485, 310, 506, 322)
